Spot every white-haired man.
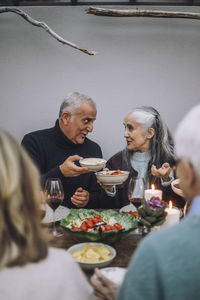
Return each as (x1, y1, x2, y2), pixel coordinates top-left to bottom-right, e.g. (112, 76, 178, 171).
(91, 104, 200, 300)
(22, 92, 102, 208)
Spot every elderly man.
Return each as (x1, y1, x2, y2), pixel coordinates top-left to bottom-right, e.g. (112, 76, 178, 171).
(91, 104, 200, 300)
(22, 92, 102, 208)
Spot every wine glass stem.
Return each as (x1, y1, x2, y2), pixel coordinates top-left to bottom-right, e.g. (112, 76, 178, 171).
(52, 210, 57, 236)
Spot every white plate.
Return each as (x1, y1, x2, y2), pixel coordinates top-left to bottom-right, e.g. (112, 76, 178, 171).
(67, 242, 116, 270)
(171, 179, 184, 197)
(92, 267, 127, 285)
(42, 205, 70, 223)
(120, 203, 137, 213)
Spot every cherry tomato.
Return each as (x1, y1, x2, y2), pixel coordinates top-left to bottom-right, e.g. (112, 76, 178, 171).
(94, 214, 101, 219)
(87, 217, 94, 222)
(73, 227, 80, 231)
(80, 223, 88, 231)
(114, 223, 122, 231)
(86, 220, 94, 228)
(92, 217, 99, 223)
(104, 225, 114, 232)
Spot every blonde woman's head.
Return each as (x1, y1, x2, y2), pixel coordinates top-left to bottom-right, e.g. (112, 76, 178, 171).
(0, 129, 47, 268)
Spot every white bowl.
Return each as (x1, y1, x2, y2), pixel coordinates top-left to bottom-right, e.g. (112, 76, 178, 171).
(67, 242, 116, 270)
(171, 179, 184, 197)
(92, 267, 127, 285)
(95, 170, 129, 185)
(79, 158, 107, 172)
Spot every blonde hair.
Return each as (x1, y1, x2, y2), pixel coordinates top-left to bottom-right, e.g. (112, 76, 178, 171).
(0, 129, 48, 268)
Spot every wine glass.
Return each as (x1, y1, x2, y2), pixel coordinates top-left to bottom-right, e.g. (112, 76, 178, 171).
(128, 177, 145, 208)
(44, 178, 64, 236)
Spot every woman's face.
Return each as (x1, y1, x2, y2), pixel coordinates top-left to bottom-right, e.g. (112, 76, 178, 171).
(123, 113, 154, 152)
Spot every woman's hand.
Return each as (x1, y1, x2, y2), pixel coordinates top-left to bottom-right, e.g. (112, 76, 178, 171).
(97, 180, 114, 193)
(151, 163, 171, 182)
(90, 268, 119, 300)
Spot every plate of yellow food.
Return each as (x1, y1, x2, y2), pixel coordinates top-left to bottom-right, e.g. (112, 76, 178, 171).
(67, 242, 116, 270)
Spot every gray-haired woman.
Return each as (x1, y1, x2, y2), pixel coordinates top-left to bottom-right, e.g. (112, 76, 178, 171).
(100, 106, 184, 209)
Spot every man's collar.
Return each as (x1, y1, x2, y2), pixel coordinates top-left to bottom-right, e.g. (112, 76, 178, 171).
(54, 119, 83, 148)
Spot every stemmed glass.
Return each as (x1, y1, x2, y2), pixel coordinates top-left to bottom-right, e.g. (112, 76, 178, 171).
(128, 177, 145, 208)
(44, 178, 64, 236)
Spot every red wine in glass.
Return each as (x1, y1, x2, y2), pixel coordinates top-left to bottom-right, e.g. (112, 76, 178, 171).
(46, 195, 63, 211)
(129, 197, 143, 208)
(44, 178, 64, 236)
(128, 178, 144, 208)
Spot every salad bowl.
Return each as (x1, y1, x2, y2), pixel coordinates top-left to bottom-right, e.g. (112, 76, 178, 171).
(60, 209, 138, 244)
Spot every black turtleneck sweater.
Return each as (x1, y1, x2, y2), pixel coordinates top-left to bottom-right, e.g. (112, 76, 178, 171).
(21, 120, 103, 208)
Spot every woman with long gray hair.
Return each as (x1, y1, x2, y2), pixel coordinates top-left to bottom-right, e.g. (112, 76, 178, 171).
(100, 106, 184, 209)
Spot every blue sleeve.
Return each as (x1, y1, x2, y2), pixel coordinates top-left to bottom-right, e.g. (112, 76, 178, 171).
(117, 237, 163, 300)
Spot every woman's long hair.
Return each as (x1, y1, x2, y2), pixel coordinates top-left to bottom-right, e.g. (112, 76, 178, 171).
(0, 130, 48, 268)
(129, 106, 176, 182)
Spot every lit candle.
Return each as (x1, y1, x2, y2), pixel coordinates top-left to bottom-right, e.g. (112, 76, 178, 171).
(144, 184, 162, 201)
(163, 201, 180, 227)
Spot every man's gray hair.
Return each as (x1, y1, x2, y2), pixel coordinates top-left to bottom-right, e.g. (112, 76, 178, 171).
(59, 92, 96, 120)
(175, 104, 200, 177)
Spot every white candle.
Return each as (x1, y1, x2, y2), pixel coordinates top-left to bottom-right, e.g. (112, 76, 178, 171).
(163, 201, 180, 227)
(144, 184, 162, 201)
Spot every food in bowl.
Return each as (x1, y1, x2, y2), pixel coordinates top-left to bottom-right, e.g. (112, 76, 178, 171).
(79, 158, 106, 172)
(66, 212, 123, 233)
(95, 170, 129, 185)
(60, 209, 138, 244)
(71, 243, 113, 263)
(67, 242, 116, 270)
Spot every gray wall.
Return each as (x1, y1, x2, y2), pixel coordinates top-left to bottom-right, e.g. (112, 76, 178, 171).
(0, 6, 200, 159)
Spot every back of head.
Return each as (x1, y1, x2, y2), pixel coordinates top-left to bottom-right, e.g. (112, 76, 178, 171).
(129, 106, 175, 167)
(175, 104, 200, 178)
(59, 92, 96, 119)
(0, 130, 47, 268)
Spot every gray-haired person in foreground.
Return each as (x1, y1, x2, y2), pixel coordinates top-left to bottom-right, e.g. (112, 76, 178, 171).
(22, 92, 103, 208)
(91, 104, 200, 300)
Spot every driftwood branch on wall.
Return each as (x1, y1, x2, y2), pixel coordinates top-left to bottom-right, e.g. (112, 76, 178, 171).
(0, 7, 96, 56)
(86, 6, 200, 21)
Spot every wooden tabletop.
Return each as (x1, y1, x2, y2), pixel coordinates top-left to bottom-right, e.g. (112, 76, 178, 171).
(47, 223, 144, 277)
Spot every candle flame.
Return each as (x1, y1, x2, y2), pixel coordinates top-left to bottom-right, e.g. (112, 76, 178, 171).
(169, 200, 173, 209)
(151, 184, 155, 191)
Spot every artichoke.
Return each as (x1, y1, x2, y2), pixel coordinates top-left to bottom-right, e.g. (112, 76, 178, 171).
(138, 197, 167, 228)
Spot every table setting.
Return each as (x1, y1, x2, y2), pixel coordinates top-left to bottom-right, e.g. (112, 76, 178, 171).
(41, 159, 185, 282)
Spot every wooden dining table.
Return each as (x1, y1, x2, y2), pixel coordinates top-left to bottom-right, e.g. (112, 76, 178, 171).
(47, 221, 144, 278)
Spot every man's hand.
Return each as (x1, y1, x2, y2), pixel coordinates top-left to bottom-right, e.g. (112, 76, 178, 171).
(90, 268, 119, 300)
(71, 187, 89, 208)
(151, 162, 171, 182)
(59, 155, 89, 177)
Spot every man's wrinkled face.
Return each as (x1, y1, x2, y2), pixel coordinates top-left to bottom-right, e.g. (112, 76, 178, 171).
(63, 102, 97, 144)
